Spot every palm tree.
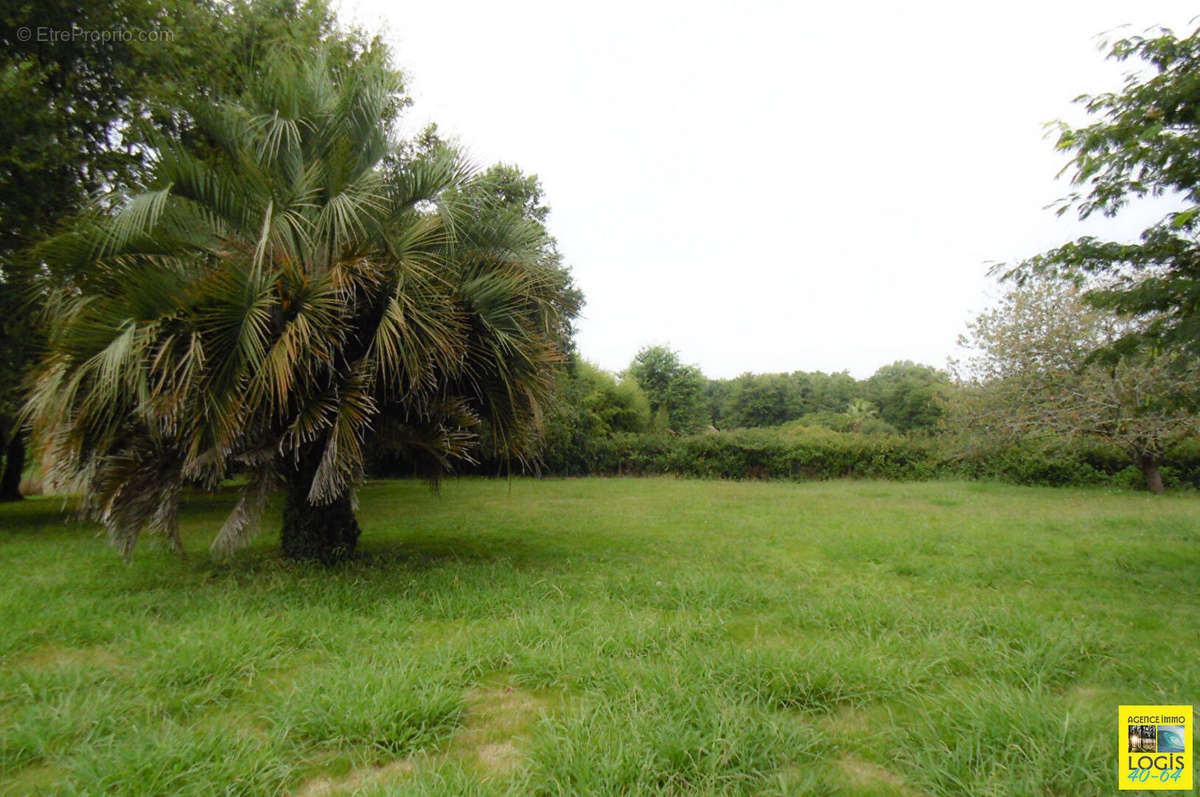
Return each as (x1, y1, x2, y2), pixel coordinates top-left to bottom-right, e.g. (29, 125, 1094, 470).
(25, 50, 577, 561)
(844, 398, 877, 433)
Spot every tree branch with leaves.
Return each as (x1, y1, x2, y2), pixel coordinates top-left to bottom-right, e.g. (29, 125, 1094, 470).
(1009, 24, 1200, 358)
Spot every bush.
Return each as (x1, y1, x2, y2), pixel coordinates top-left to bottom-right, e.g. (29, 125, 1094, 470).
(369, 419, 1198, 492)
(660, 427, 934, 481)
(944, 435, 1200, 490)
(510, 427, 937, 482)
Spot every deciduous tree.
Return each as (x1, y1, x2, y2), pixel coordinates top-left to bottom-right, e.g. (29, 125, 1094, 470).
(627, 346, 709, 434)
(864, 361, 949, 433)
(954, 278, 1199, 493)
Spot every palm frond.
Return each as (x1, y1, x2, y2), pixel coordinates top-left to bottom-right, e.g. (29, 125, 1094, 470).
(210, 469, 278, 558)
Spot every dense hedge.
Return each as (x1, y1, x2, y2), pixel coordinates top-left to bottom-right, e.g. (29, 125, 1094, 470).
(607, 428, 937, 481)
(469, 427, 1200, 490)
(371, 425, 1200, 491)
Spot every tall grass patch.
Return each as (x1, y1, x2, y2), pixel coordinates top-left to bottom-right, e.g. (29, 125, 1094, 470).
(1, 478, 1196, 794)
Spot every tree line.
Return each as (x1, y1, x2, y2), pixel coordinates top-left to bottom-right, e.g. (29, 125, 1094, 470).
(538, 348, 951, 440)
(475, 301, 1198, 494)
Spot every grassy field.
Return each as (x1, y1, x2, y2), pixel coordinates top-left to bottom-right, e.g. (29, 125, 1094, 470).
(0, 477, 1197, 795)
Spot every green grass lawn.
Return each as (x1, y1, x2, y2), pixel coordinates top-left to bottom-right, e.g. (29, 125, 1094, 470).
(1, 477, 1197, 795)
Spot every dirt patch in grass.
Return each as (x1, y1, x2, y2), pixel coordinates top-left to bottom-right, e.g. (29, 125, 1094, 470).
(837, 755, 924, 796)
(291, 757, 416, 797)
(820, 703, 905, 747)
(449, 678, 556, 775)
(289, 677, 559, 794)
(9, 644, 128, 671)
(2, 762, 66, 794)
(822, 705, 873, 737)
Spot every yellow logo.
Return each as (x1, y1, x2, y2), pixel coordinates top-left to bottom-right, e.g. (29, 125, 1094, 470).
(1119, 705, 1192, 790)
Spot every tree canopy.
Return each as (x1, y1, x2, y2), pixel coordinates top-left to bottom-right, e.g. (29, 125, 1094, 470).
(718, 373, 805, 429)
(954, 277, 1200, 493)
(627, 346, 709, 434)
(25, 47, 578, 560)
(863, 361, 950, 434)
(0, 0, 378, 499)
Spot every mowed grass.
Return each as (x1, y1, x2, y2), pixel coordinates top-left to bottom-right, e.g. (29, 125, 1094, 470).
(1, 477, 1197, 796)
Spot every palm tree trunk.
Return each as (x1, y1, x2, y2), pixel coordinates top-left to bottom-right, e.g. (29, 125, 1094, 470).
(0, 434, 25, 502)
(280, 453, 360, 562)
(1135, 453, 1165, 495)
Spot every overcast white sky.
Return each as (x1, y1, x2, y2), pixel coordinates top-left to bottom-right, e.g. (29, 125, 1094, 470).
(344, 0, 1196, 379)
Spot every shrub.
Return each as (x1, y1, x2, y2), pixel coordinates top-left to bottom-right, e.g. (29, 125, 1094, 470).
(370, 420, 1198, 491)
